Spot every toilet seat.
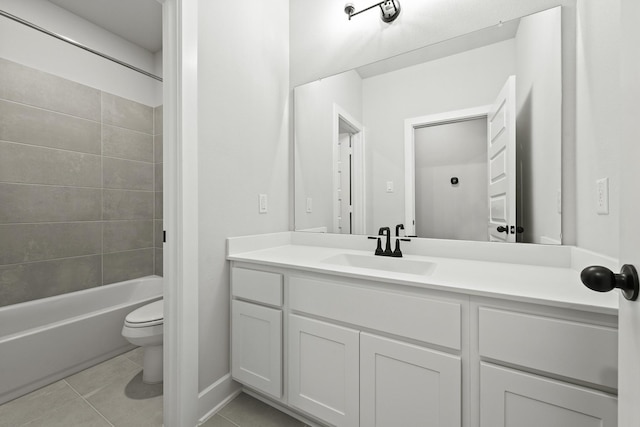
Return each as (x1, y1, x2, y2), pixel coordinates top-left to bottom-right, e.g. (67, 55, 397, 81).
(125, 300, 163, 328)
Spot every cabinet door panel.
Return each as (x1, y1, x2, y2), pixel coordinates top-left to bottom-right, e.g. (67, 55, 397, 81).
(480, 363, 617, 427)
(289, 314, 359, 427)
(360, 333, 461, 427)
(231, 300, 282, 398)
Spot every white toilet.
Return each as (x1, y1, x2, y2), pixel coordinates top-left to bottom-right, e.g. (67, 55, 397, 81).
(122, 299, 164, 384)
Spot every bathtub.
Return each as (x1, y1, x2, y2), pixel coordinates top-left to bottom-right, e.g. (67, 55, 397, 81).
(0, 275, 162, 405)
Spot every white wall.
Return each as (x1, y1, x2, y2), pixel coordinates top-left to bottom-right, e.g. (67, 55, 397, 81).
(197, 0, 290, 393)
(294, 70, 363, 232)
(0, 0, 161, 106)
(290, 0, 575, 87)
(414, 119, 488, 241)
(515, 7, 562, 245)
(574, 0, 620, 257)
(362, 40, 516, 231)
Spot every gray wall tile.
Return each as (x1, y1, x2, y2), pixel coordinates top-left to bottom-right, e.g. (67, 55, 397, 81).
(0, 142, 102, 187)
(0, 60, 164, 304)
(103, 157, 153, 191)
(0, 100, 101, 154)
(103, 249, 154, 285)
(102, 93, 153, 134)
(0, 58, 101, 121)
(153, 105, 163, 135)
(0, 255, 101, 307)
(154, 163, 163, 192)
(103, 125, 153, 162)
(154, 134, 163, 164)
(154, 249, 163, 277)
(154, 192, 163, 219)
(154, 220, 163, 248)
(103, 220, 153, 253)
(0, 184, 101, 223)
(0, 222, 102, 265)
(103, 190, 154, 220)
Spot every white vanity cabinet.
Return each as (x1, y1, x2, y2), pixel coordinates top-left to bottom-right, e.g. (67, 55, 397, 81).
(360, 333, 461, 427)
(288, 314, 360, 426)
(288, 275, 464, 427)
(230, 267, 283, 399)
(475, 302, 618, 427)
(228, 260, 618, 427)
(480, 363, 616, 427)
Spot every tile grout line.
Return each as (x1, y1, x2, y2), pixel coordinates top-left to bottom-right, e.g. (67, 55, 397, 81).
(217, 413, 242, 427)
(0, 181, 156, 191)
(0, 139, 102, 157)
(0, 253, 103, 268)
(152, 107, 156, 275)
(0, 97, 101, 124)
(62, 379, 115, 427)
(0, 97, 154, 135)
(101, 91, 105, 287)
(1, 139, 157, 164)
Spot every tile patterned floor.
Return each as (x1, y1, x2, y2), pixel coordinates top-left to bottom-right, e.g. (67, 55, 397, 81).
(0, 350, 308, 427)
(0, 348, 163, 427)
(202, 393, 310, 427)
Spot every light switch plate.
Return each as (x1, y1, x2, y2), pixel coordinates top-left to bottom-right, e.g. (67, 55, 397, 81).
(386, 181, 394, 193)
(596, 178, 609, 215)
(259, 194, 268, 214)
(306, 197, 313, 213)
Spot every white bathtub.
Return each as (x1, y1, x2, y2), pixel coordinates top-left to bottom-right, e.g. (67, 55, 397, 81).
(0, 275, 162, 405)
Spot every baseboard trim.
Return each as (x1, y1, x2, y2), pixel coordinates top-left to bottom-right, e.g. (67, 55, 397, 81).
(197, 374, 242, 424)
(242, 388, 327, 427)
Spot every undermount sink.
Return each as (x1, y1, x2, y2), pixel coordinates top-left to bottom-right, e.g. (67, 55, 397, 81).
(321, 253, 436, 276)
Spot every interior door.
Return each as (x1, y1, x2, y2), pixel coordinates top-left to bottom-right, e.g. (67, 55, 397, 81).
(618, 0, 640, 423)
(487, 76, 516, 243)
(337, 133, 352, 234)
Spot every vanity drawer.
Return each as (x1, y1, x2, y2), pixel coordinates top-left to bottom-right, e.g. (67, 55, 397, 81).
(478, 307, 618, 389)
(289, 276, 461, 350)
(232, 267, 283, 307)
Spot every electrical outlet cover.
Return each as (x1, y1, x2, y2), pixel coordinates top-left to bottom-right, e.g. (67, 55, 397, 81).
(596, 178, 609, 215)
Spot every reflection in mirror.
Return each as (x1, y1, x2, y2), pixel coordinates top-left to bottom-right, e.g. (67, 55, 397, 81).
(294, 7, 562, 245)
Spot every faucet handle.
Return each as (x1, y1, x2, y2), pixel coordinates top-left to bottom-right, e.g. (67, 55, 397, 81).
(368, 236, 384, 255)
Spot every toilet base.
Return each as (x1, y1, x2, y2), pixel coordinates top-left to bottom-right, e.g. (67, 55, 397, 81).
(142, 345, 163, 384)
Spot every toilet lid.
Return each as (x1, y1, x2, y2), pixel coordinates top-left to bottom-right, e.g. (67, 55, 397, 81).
(125, 300, 163, 327)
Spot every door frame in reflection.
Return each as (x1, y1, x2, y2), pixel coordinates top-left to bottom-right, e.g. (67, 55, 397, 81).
(333, 103, 365, 234)
(404, 104, 491, 237)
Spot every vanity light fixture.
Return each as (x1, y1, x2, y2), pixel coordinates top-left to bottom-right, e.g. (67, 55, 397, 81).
(344, 0, 401, 23)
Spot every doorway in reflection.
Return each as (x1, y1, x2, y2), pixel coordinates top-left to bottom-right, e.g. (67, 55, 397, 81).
(414, 118, 488, 241)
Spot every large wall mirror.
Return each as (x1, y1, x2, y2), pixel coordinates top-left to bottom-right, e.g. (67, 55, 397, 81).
(294, 7, 562, 245)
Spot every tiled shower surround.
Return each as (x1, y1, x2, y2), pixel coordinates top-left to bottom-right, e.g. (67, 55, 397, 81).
(0, 58, 163, 307)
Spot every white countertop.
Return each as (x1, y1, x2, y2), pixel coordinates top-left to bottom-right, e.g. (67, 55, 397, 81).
(227, 232, 619, 315)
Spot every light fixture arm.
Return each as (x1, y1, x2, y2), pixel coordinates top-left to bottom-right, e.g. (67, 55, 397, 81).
(345, 0, 401, 23)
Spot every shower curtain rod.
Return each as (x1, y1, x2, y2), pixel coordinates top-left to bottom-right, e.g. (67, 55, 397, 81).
(0, 9, 163, 82)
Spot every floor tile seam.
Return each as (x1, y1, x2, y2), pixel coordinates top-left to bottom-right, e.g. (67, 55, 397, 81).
(63, 379, 115, 427)
(217, 413, 242, 427)
(125, 353, 144, 368)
